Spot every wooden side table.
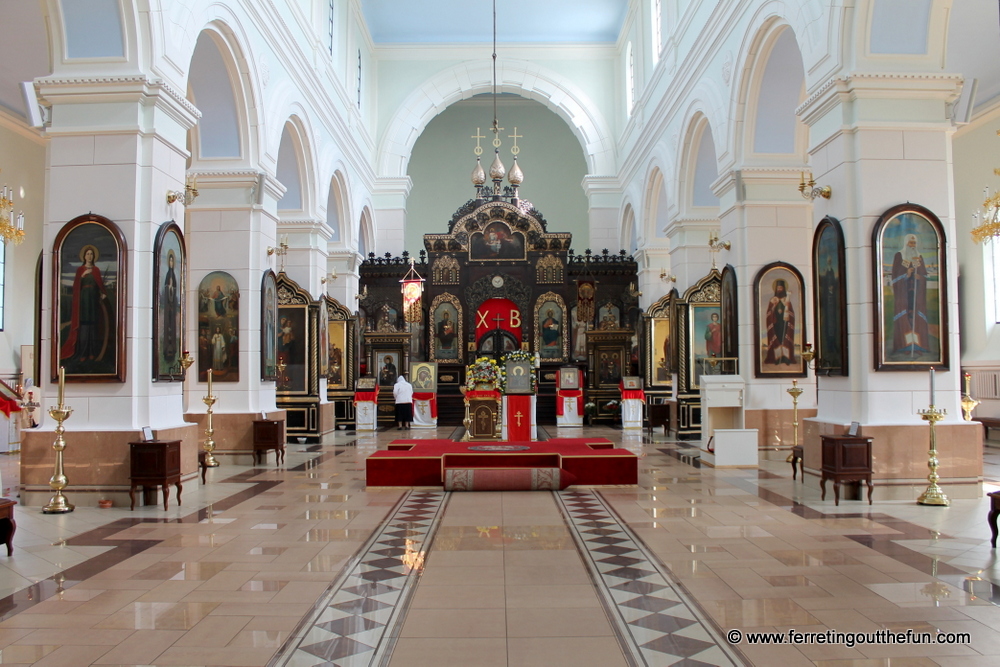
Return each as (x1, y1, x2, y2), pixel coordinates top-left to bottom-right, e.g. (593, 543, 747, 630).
(790, 445, 803, 481)
(820, 435, 874, 506)
(253, 419, 285, 465)
(129, 440, 182, 511)
(988, 490, 1000, 548)
(0, 498, 15, 556)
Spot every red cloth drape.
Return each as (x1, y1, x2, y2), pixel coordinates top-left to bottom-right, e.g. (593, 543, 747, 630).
(354, 385, 379, 404)
(466, 390, 501, 401)
(506, 394, 532, 441)
(413, 392, 437, 418)
(619, 382, 645, 402)
(556, 389, 583, 416)
(0, 398, 22, 418)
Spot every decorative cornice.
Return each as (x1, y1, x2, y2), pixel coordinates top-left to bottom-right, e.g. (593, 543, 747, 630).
(797, 72, 965, 126)
(37, 74, 201, 119)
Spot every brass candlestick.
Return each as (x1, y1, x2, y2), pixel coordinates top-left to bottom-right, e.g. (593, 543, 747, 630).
(786, 379, 804, 448)
(203, 369, 220, 467)
(960, 372, 979, 422)
(917, 405, 949, 506)
(460, 386, 471, 441)
(179, 350, 194, 375)
(43, 367, 75, 514)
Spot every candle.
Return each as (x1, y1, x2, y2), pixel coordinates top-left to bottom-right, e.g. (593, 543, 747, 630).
(207, 368, 213, 397)
(929, 367, 935, 406)
(58, 366, 65, 406)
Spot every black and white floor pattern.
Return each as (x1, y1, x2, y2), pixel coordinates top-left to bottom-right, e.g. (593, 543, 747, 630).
(556, 489, 746, 667)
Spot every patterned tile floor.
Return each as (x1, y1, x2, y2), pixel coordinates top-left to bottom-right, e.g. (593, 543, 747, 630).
(0, 429, 997, 666)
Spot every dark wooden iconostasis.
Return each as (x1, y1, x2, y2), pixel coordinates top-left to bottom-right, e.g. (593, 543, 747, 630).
(674, 269, 726, 440)
(358, 194, 640, 425)
(275, 273, 356, 438)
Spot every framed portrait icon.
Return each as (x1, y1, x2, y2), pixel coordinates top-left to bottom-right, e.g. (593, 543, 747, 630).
(411, 362, 438, 392)
(813, 217, 848, 376)
(505, 360, 533, 394)
(152, 222, 185, 381)
(52, 214, 128, 383)
(752, 262, 807, 378)
(622, 376, 642, 390)
(871, 203, 948, 371)
(558, 367, 580, 389)
(260, 270, 278, 381)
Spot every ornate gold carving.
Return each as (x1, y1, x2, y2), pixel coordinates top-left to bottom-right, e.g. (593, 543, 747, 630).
(536, 254, 564, 284)
(432, 255, 461, 284)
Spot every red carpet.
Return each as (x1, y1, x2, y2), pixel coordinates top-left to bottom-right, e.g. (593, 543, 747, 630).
(367, 438, 638, 488)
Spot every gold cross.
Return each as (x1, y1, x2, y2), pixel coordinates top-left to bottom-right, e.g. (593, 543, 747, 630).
(472, 128, 485, 156)
(515, 411, 523, 426)
(491, 119, 504, 148)
(508, 127, 522, 155)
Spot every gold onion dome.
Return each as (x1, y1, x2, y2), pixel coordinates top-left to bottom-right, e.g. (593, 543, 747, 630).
(508, 156, 523, 186)
(489, 151, 506, 180)
(471, 158, 486, 186)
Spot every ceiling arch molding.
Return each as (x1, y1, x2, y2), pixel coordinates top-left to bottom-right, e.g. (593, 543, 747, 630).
(377, 59, 616, 179)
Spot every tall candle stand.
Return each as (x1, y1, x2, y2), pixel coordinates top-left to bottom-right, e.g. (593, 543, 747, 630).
(43, 367, 75, 514)
(786, 379, 804, 448)
(916, 404, 949, 506)
(202, 369, 220, 467)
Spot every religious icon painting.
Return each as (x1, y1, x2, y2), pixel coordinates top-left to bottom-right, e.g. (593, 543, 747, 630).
(276, 304, 308, 394)
(356, 377, 376, 391)
(650, 318, 672, 386)
(535, 292, 568, 361)
(753, 262, 806, 378)
(411, 362, 437, 392)
(469, 220, 526, 260)
(260, 270, 278, 381)
(597, 302, 621, 329)
(152, 222, 185, 381)
(318, 299, 330, 378)
(622, 376, 642, 390)
(505, 360, 533, 394)
(327, 319, 348, 389)
(377, 351, 401, 387)
(872, 203, 948, 371)
(596, 347, 625, 386)
(198, 271, 240, 383)
(721, 264, 739, 359)
(51, 213, 128, 382)
(429, 293, 462, 363)
(558, 367, 580, 389)
(689, 303, 723, 388)
(813, 217, 848, 376)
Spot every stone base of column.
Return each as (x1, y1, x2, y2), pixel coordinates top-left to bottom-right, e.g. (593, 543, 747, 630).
(746, 408, 818, 458)
(183, 410, 287, 461)
(801, 419, 984, 500)
(20, 423, 201, 507)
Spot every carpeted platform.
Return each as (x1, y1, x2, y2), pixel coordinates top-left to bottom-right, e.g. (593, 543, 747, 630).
(366, 438, 638, 488)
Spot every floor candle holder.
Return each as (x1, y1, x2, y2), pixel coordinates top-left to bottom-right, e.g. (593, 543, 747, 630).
(916, 405, 949, 506)
(203, 369, 220, 467)
(43, 368, 75, 514)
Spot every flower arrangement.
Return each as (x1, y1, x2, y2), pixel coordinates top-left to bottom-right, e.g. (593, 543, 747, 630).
(500, 351, 539, 392)
(466, 357, 503, 391)
(603, 399, 621, 414)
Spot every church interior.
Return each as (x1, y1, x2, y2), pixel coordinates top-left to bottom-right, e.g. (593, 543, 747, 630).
(1, 1, 1000, 664)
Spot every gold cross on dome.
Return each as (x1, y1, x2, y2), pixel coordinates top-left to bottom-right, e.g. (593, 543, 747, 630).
(472, 128, 486, 156)
(509, 127, 522, 155)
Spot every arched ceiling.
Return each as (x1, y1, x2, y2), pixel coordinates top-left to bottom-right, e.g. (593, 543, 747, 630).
(947, 0, 1000, 113)
(0, 1, 49, 118)
(361, 0, 628, 43)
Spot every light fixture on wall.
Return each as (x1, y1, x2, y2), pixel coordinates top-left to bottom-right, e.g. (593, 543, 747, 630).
(321, 268, 338, 284)
(798, 171, 831, 201)
(0, 177, 25, 245)
(470, 0, 525, 203)
(267, 235, 289, 272)
(166, 175, 199, 206)
(659, 268, 676, 283)
(708, 231, 730, 269)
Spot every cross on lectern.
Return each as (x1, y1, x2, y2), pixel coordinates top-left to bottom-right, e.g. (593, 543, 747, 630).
(515, 411, 524, 427)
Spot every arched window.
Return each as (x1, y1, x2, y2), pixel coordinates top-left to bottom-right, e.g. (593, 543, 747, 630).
(625, 41, 635, 115)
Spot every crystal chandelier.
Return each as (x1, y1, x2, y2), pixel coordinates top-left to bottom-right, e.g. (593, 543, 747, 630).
(0, 179, 25, 245)
(971, 185, 1000, 244)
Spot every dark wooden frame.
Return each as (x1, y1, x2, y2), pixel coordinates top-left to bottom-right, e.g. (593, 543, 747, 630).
(198, 271, 240, 383)
(324, 295, 355, 391)
(812, 216, 848, 376)
(535, 291, 570, 362)
(871, 203, 949, 371)
(752, 261, 807, 378)
(645, 291, 673, 387)
(152, 222, 186, 381)
(260, 270, 278, 381)
(720, 264, 738, 359)
(429, 292, 463, 363)
(51, 213, 128, 383)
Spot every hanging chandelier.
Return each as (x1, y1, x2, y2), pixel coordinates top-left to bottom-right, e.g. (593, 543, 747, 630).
(971, 130, 1000, 244)
(0, 178, 25, 245)
(470, 0, 524, 202)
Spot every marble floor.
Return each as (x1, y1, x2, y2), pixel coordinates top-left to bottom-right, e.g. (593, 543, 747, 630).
(0, 427, 997, 666)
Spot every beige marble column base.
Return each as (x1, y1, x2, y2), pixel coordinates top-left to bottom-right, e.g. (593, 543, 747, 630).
(746, 408, 818, 459)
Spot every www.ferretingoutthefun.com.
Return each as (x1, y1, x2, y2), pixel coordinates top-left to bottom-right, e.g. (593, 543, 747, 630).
(727, 628, 971, 648)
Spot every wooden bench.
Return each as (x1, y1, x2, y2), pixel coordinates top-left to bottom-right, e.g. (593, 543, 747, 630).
(989, 490, 1000, 549)
(975, 417, 1000, 440)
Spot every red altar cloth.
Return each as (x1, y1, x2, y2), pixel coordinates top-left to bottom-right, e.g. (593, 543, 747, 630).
(465, 390, 501, 401)
(0, 398, 21, 418)
(354, 386, 378, 404)
(555, 390, 584, 416)
(506, 394, 532, 441)
(413, 392, 437, 418)
(619, 382, 645, 402)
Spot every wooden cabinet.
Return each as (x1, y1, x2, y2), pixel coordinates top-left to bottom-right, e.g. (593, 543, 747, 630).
(820, 435, 874, 506)
(129, 440, 181, 511)
(253, 419, 285, 465)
